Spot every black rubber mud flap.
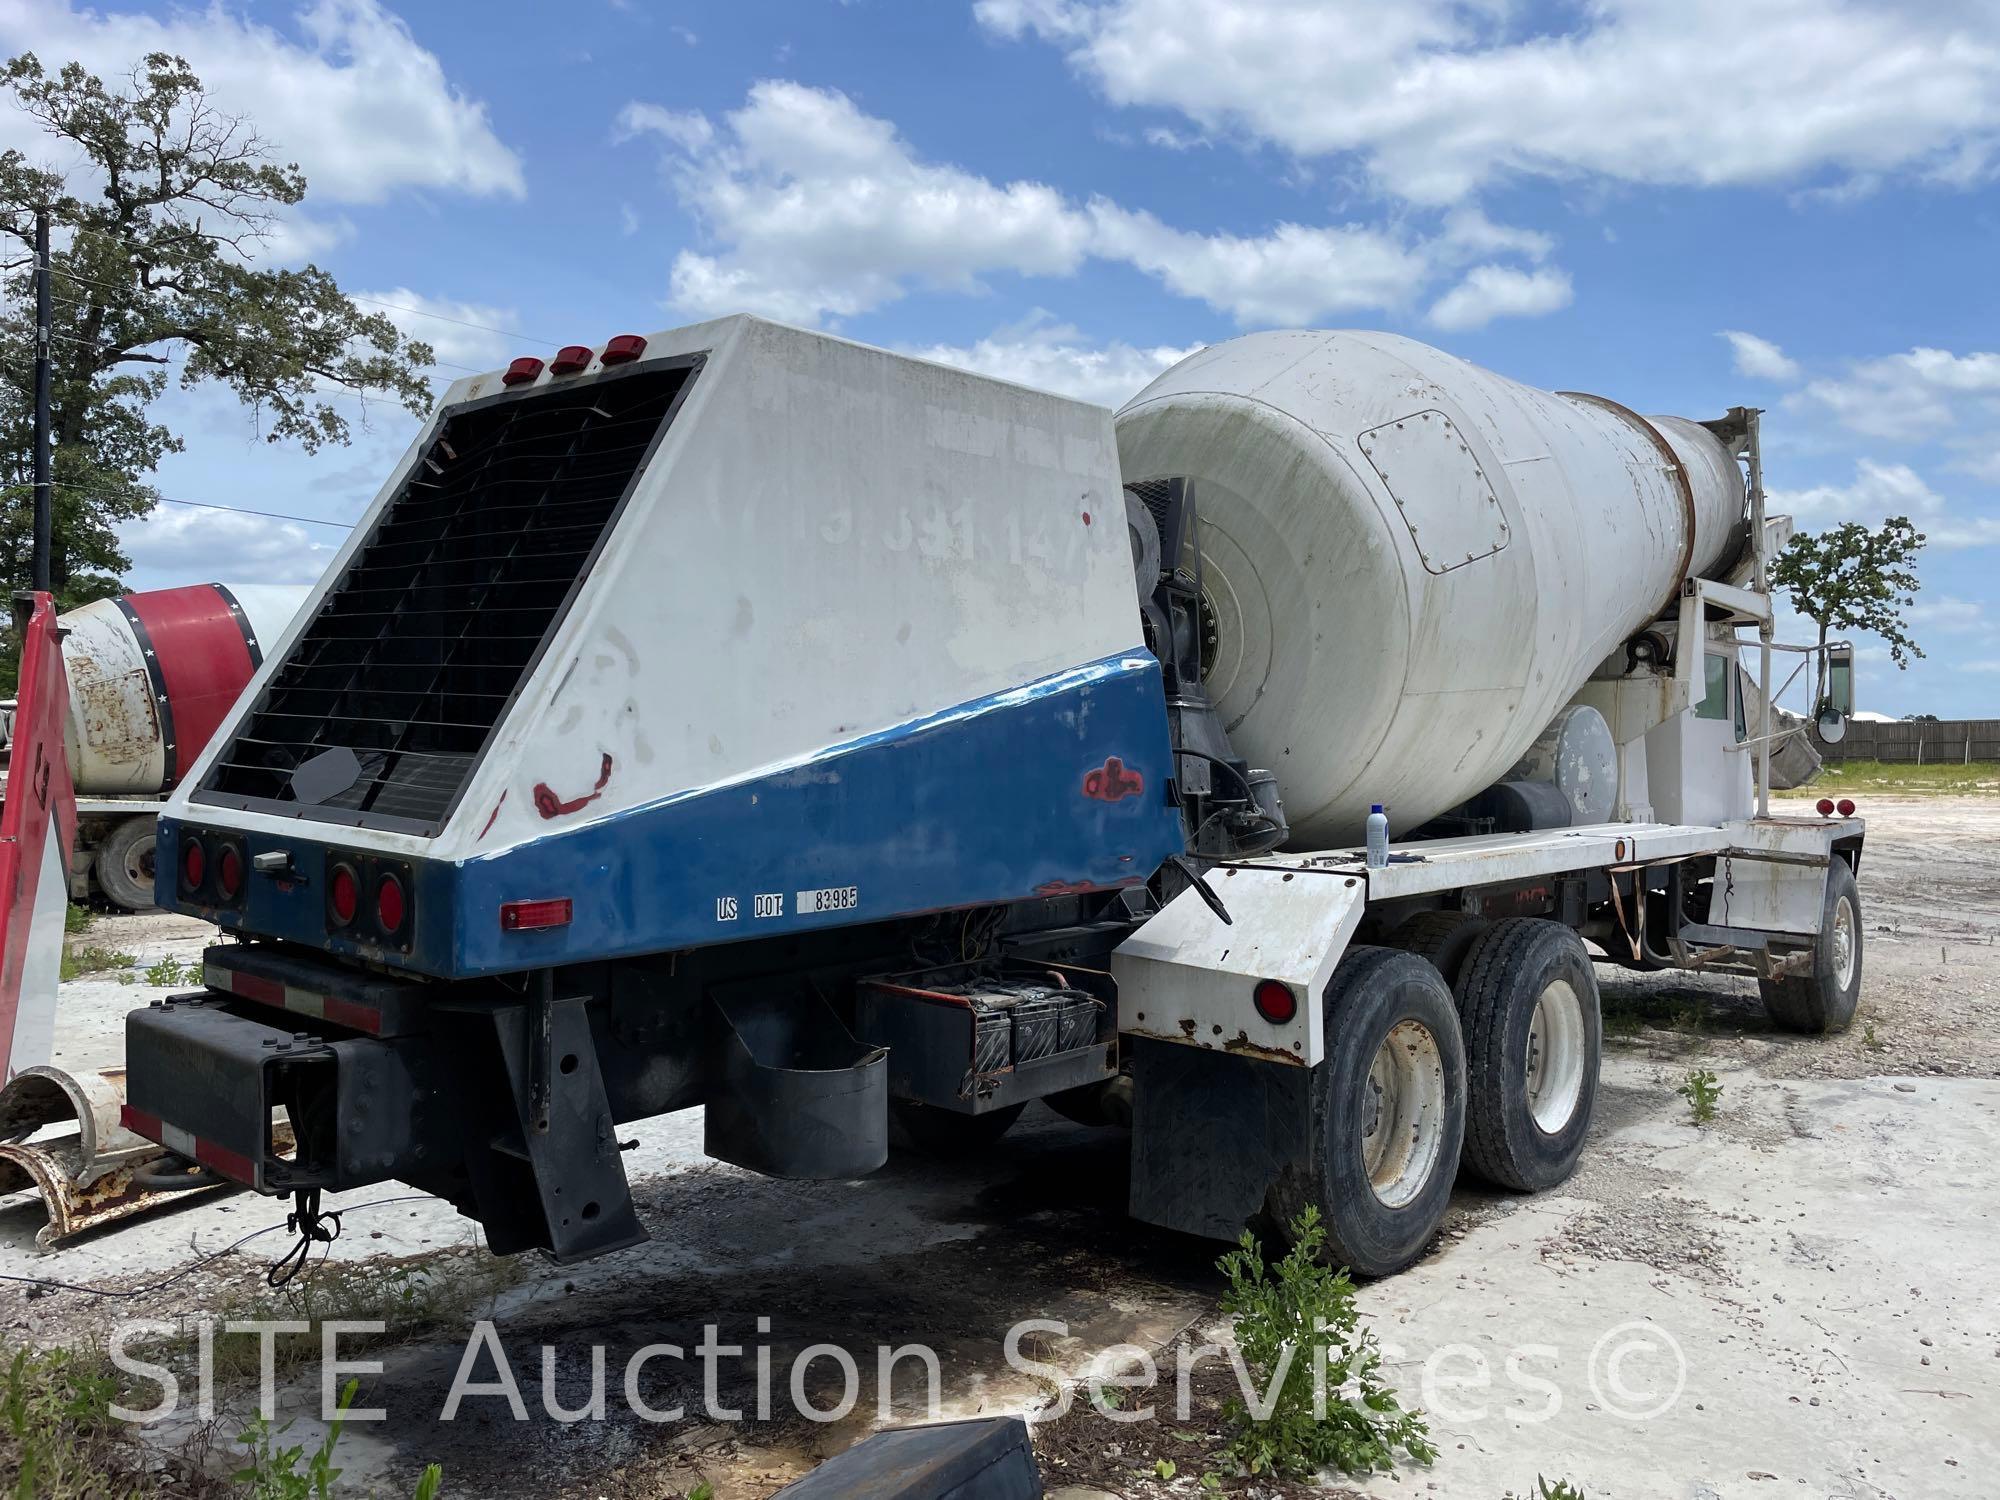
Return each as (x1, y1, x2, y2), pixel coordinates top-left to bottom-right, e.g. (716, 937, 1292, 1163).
(1128, 1035, 1311, 1241)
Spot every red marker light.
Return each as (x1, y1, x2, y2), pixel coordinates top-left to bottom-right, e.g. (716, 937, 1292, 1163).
(376, 873, 407, 935)
(501, 898, 573, 932)
(329, 864, 359, 926)
(180, 838, 206, 894)
(501, 356, 544, 387)
(217, 844, 243, 900)
(1815, 798, 1836, 817)
(1836, 798, 1856, 817)
(549, 345, 592, 376)
(1252, 978, 1298, 1026)
(600, 333, 646, 366)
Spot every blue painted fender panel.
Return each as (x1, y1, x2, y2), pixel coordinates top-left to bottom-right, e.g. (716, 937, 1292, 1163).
(159, 651, 1186, 979)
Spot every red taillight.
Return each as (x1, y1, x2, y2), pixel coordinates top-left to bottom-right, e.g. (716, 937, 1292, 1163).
(216, 844, 243, 900)
(329, 864, 359, 926)
(549, 344, 592, 375)
(376, 874, 407, 935)
(1836, 798, 1856, 817)
(1816, 798, 1836, 816)
(1252, 978, 1298, 1026)
(501, 356, 543, 387)
(180, 838, 206, 894)
(600, 333, 646, 366)
(501, 898, 573, 932)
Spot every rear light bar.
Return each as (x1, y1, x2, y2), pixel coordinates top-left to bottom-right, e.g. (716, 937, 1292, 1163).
(550, 345, 592, 375)
(1815, 797, 1858, 818)
(502, 356, 543, 386)
(501, 898, 572, 932)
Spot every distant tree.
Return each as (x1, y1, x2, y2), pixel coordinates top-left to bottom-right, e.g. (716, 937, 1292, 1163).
(0, 51, 435, 681)
(1769, 517, 1926, 709)
(1901, 712, 1939, 723)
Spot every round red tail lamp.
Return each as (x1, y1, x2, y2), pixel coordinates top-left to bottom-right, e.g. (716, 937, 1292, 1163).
(216, 844, 243, 901)
(180, 837, 207, 895)
(1252, 979, 1298, 1026)
(375, 873, 407, 936)
(329, 863, 359, 927)
(1815, 798, 1836, 816)
(1836, 798, 1856, 817)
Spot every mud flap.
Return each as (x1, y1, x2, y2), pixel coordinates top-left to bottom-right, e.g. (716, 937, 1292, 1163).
(1127, 1035, 1310, 1241)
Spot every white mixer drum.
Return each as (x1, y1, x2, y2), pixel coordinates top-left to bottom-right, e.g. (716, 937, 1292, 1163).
(1116, 331, 1744, 845)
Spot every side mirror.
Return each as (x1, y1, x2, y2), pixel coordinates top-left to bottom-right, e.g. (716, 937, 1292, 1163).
(1816, 708, 1847, 744)
(1816, 642, 1854, 743)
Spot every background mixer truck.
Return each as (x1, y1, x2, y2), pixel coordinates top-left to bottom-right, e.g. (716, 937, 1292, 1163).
(119, 317, 1864, 1276)
(0, 583, 305, 909)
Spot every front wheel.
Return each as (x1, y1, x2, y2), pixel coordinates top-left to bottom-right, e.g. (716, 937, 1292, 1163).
(1271, 947, 1467, 1278)
(1759, 857, 1862, 1034)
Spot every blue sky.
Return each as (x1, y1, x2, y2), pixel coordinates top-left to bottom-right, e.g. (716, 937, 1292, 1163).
(2, 0, 1996, 716)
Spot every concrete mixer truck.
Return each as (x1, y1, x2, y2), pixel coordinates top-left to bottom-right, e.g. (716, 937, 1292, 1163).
(118, 317, 1864, 1276)
(1, 584, 306, 908)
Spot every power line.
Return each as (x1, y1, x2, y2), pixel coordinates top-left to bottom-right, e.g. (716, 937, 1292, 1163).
(12, 480, 358, 530)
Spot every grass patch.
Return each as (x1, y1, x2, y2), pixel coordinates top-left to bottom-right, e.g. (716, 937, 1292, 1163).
(63, 903, 94, 936)
(59, 945, 137, 981)
(0, 1342, 176, 1498)
(1777, 759, 2000, 796)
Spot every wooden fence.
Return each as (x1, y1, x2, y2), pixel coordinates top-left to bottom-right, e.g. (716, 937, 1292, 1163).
(1811, 717, 2000, 763)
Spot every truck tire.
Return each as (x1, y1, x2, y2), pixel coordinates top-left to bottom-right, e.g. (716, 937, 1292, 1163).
(890, 1100, 1027, 1158)
(1455, 919, 1602, 1192)
(1392, 910, 1490, 990)
(1759, 858, 1862, 1035)
(1270, 946, 1466, 1278)
(94, 815, 160, 912)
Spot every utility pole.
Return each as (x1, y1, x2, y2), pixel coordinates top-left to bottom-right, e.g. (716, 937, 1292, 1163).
(31, 208, 52, 595)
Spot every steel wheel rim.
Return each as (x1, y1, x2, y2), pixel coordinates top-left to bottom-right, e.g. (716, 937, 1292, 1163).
(1831, 894, 1857, 990)
(1526, 978, 1587, 1134)
(124, 835, 156, 887)
(1361, 1019, 1447, 1208)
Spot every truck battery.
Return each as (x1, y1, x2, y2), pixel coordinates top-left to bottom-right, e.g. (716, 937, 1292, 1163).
(970, 1001, 1014, 1076)
(1009, 992, 1062, 1062)
(1056, 991, 1104, 1051)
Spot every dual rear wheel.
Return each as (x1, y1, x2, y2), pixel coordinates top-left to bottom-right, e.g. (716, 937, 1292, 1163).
(1280, 917, 1602, 1277)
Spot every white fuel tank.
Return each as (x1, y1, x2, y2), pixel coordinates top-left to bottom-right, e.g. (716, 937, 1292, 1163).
(1116, 331, 1745, 846)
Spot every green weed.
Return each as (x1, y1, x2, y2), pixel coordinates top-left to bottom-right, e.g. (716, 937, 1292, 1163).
(1677, 1068, 1722, 1125)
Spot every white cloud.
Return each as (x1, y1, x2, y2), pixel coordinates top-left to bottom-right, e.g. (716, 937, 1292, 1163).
(1089, 203, 1425, 324)
(977, 0, 2000, 205)
(1720, 330, 1802, 384)
(351, 288, 520, 371)
(118, 505, 343, 588)
(1798, 348, 2000, 440)
(618, 80, 1562, 329)
(1767, 458, 2000, 549)
(904, 314, 1199, 407)
(1426, 264, 1572, 331)
(0, 0, 525, 206)
(1908, 596, 1988, 634)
